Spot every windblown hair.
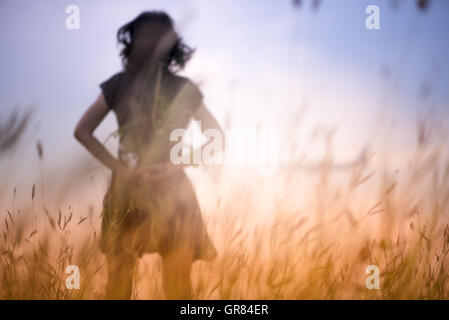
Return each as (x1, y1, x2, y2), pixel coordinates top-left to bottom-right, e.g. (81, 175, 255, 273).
(117, 11, 195, 74)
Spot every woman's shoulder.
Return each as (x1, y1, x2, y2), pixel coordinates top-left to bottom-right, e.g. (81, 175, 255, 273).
(99, 71, 128, 110)
(170, 73, 197, 87)
(169, 74, 203, 101)
(101, 71, 126, 88)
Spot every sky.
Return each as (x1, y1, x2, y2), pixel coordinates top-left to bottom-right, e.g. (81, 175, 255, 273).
(1, 0, 449, 208)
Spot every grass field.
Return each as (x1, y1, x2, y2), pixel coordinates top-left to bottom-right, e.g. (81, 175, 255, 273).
(1, 114, 448, 300)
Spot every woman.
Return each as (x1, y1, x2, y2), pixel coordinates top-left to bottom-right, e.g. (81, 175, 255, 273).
(74, 11, 222, 299)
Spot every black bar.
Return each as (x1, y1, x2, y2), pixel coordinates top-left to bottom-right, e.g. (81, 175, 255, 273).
(0, 300, 443, 318)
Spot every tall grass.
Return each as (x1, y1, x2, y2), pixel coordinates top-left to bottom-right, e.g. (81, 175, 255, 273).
(1, 114, 448, 300)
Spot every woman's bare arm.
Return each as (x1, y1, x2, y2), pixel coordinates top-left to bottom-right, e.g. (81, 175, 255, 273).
(194, 102, 224, 141)
(74, 93, 126, 173)
(147, 102, 225, 180)
(178, 103, 225, 164)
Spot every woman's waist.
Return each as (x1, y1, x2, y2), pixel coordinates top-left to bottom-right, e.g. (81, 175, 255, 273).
(111, 165, 187, 186)
(118, 145, 172, 168)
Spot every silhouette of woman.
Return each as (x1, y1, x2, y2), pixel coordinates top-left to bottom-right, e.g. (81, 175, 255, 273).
(74, 11, 221, 299)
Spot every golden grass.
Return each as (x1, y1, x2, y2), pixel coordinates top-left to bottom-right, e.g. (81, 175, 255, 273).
(1, 118, 449, 300)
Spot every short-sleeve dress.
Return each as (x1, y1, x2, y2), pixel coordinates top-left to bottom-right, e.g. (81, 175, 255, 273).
(99, 65, 217, 261)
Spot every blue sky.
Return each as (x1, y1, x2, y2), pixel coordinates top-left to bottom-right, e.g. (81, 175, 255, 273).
(1, 0, 449, 193)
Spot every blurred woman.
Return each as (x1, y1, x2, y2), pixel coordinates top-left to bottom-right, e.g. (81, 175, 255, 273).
(74, 11, 221, 299)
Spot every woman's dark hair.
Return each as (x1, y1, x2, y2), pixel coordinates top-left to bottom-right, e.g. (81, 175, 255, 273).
(117, 11, 195, 73)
